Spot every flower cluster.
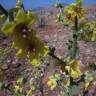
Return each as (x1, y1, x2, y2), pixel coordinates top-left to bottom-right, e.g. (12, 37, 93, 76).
(47, 73, 60, 90)
(64, 0, 85, 22)
(14, 77, 24, 95)
(2, 9, 49, 67)
(65, 59, 82, 79)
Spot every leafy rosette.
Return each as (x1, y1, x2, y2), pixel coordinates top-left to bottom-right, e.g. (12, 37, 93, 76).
(2, 10, 49, 67)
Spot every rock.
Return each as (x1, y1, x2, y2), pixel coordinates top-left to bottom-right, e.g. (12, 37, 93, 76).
(6, 59, 11, 63)
(12, 62, 21, 68)
(1, 64, 9, 71)
(44, 35, 50, 43)
(2, 41, 7, 47)
(4, 81, 11, 89)
(57, 29, 62, 33)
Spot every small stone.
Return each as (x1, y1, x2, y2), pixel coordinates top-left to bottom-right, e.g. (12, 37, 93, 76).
(44, 35, 49, 43)
(1, 64, 9, 71)
(2, 42, 7, 47)
(57, 29, 62, 33)
(46, 63, 50, 66)
(12, 63, 21, 68)
(4, 81, 11, 88)
(6, 59, 11, 63)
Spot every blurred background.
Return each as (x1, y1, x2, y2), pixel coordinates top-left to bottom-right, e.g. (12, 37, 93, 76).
(0, 0, 96, 10)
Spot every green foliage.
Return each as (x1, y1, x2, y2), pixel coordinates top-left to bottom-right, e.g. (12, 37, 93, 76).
(0, 4, 8, 16)
(47, 73, 61, 90)
(89, 62, 96, 70)
(55, 3, 64, 8)
(79, 21, 96, 41)
(56, 13, 64, 22)
(13, 77, 36, 96)
(92, 28, 96, 41)
(8, 8, 19, 22)
(16, 0, 22, 9)
(1, 0, 96, 95)
(68, 85, 80, 95)
(68, 36, 78, 59)
(0, 82, 5, 92)
(14, 77, 25, 96)
(64, 0, 85, 23)
(2, 22, 15, 36)
(0, 14, 7, 22)
(1, 1, 49, 67)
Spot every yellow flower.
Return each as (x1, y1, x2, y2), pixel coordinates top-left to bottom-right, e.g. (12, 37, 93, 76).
(47, 73, 60, 90)
(64, 0, 85, 22)
(66, 79, 70, 87)
(14, 85, 22, 93)
(14, 85, 20, 92)
(14, 78, 24, 94)
(47, 77, 57, 90)
(84, 82, 90, 90)
(56, 13, 64, 23)
(60, 91, 65, 96)
(65, 60, 81, 79)
(71, 68, 81, 79)
(28, 36, 49, 67)
(17, 77, 23, 84)
(2, 9, 49, 67)
(84, 71, 94, 90)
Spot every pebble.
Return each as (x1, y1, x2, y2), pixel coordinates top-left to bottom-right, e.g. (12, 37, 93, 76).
(44, 35, 50, 43)
(1, 64, 9, 71)
(12, 62, 21, 68)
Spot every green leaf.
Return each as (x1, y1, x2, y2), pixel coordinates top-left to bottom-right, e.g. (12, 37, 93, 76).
(0, 14, 7, 22)
(8, 8, 19, 22)
(27, 11, 37, 25)
(77, 0, 83, 5)
(16, 0, 22, 8)
(69, 85, 80, 95)
(30, 58, 41, 67)
(27, 89, 33, 96)
(16, 48, 27, 58)
(55, 3, 64, 8)
(15, 9, 26, 23)
(2, 22, 15, 36)
(54, 73, 60, 81)
(0, 82, 5, 92)
(92, 29, 96, 41)
(27, 11, 35, 19)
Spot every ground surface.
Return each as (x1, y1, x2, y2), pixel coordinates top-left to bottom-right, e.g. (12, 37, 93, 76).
(0, 5, 96, 96)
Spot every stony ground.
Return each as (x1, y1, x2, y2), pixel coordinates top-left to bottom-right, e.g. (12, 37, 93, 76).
(0, 6, 96, 96)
